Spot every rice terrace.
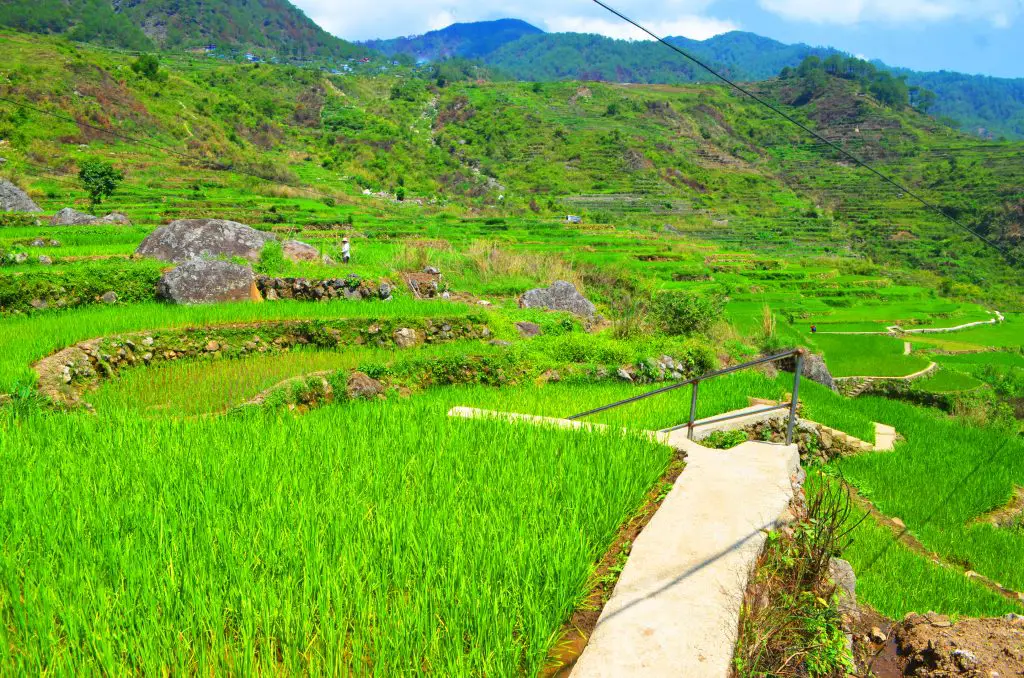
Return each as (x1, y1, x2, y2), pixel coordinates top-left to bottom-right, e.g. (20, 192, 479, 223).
(0, 3, 1023, 676)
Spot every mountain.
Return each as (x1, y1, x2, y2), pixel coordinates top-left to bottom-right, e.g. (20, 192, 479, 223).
(364, 21, 1024, 139)
(0, 0, 366, 58)
(363, 19, 543, 62)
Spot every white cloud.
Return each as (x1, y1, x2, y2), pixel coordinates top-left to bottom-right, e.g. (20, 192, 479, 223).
(545, 15, 738, 40)
(293, 0, 732, 41)
(758, 0, 1022, 26)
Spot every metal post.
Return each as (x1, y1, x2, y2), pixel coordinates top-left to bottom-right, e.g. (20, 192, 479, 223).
(687, 381, 700, 440)
(786, 351, 803, 445)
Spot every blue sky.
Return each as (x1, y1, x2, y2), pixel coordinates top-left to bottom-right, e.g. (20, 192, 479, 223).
(295, 0, 1024, 78)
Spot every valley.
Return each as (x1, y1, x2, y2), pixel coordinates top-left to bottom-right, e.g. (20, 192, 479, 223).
(0, 22, 1023, 677)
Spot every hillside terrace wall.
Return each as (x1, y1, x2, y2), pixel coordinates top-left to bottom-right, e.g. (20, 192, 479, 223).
(34, 316, 489, 408)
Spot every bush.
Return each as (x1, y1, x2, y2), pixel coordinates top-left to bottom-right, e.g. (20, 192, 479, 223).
(0, 262, 162, 313)
(652, 290, 724, 335)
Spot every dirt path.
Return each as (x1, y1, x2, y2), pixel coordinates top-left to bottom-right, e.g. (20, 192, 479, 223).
(835, 361, 938, 383)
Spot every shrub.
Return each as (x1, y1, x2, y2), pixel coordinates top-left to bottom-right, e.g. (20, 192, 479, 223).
(256, 241, 285, 276)
(652, 290, 724, 336)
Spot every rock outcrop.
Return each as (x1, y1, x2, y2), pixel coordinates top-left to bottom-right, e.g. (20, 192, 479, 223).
(157, 260, 256, 305)
(50, 208, 132, 226)
(282, 239, 333, 264)
(778, 349, 837, 392)
(519, 281, 595, 318)
(136, 218, 276, 263)
(96, 212, 131, 225)
(0, 179, 42, 212)
(50, 208, 99, 226)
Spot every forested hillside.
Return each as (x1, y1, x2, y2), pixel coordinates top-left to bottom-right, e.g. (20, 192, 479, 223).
(0, 0, 365, 57)
(364, 19, 542, 61)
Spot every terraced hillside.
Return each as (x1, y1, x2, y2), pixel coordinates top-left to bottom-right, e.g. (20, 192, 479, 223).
(1, 28, 1024, 676)
(1, 31, 1021, 297)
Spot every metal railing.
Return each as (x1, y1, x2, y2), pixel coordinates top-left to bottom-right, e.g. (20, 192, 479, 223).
(567, 348, 805, 445)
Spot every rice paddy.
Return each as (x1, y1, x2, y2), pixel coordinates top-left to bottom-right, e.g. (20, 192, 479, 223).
(0, 396, 671, 674)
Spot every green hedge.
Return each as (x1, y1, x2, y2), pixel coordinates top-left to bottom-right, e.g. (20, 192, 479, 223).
(0, 262, 164, 313)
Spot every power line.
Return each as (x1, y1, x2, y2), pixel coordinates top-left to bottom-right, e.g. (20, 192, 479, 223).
(590, 0, 1020, 267)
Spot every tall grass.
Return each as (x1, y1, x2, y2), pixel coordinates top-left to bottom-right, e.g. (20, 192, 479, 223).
(0, 394, 671, 674)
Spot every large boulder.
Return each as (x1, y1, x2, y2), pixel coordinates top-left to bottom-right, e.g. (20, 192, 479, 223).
(157, 259, 256, 305)
(0, 179, 42, 212)
(282, 239, 333, 264)
(519, 280, 595, 318)
(50, 207, 98, 225)
(136, 218, 277, 263)
(778, 349, 837, 392)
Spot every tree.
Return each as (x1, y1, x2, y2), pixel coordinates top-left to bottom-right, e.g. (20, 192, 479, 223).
(78, 159, 124, 208)
(131, 54, 165, 82)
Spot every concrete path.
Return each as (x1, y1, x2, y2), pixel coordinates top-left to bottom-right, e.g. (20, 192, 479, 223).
(447, 405, 801, 678)
(904, 341, 912, 355)
(873, 423, 898, 451)
(572, 439, 800, 678)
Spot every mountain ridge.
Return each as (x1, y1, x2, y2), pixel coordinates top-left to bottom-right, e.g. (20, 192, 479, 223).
(365, 21, 1024, 139)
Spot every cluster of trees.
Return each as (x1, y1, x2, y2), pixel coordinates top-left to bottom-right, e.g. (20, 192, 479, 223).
(0, 0, 153, 50)
(781, 55, 936, 112)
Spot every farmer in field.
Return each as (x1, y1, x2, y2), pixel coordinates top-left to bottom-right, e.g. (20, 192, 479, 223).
(811, 324, 817, 334)
(341, 237, 351, 264)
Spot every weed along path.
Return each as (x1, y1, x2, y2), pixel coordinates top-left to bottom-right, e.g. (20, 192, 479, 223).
(449, 407, 801, 677)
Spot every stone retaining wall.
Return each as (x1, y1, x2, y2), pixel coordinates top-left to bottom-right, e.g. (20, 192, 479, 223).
(256, 275, 393, 302)
(34, 316, 489, 408)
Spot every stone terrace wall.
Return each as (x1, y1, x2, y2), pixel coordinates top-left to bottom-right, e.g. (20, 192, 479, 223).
(34, 316, 489, 408)
(256, 275, 393, 302)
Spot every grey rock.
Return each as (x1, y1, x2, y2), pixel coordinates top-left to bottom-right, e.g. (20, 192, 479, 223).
(379, 282, 392, 300)
(10, 252, 27, 264)
(37, 255, 52, 265)
(0, 179, 41, 212)
(136, 218, 277, 264)
(778, 350, 837, 392)
(617, 367, 634, 382)
(157, 259, 255, 305)
(515, 321, 542, 338)
(393, 328, 419, 348)
(100, 291, 118, 304)
(282, 239, 333, 264)
(30, 298, 47, 310)
(50, 207, 98, 225)
(423, 266, 441, 275)
(828, 558, 859, 620)
(952, 649, 978, 671)
(96, 212, 132, 225)
(519, 280, 595, 318)
(346, 371, 384, 400)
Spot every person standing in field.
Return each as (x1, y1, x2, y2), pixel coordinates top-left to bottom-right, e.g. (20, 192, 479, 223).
(341, 237, 351, 264)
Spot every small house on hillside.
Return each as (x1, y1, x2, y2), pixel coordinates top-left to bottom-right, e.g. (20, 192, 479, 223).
(566, 215, 582, 224)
